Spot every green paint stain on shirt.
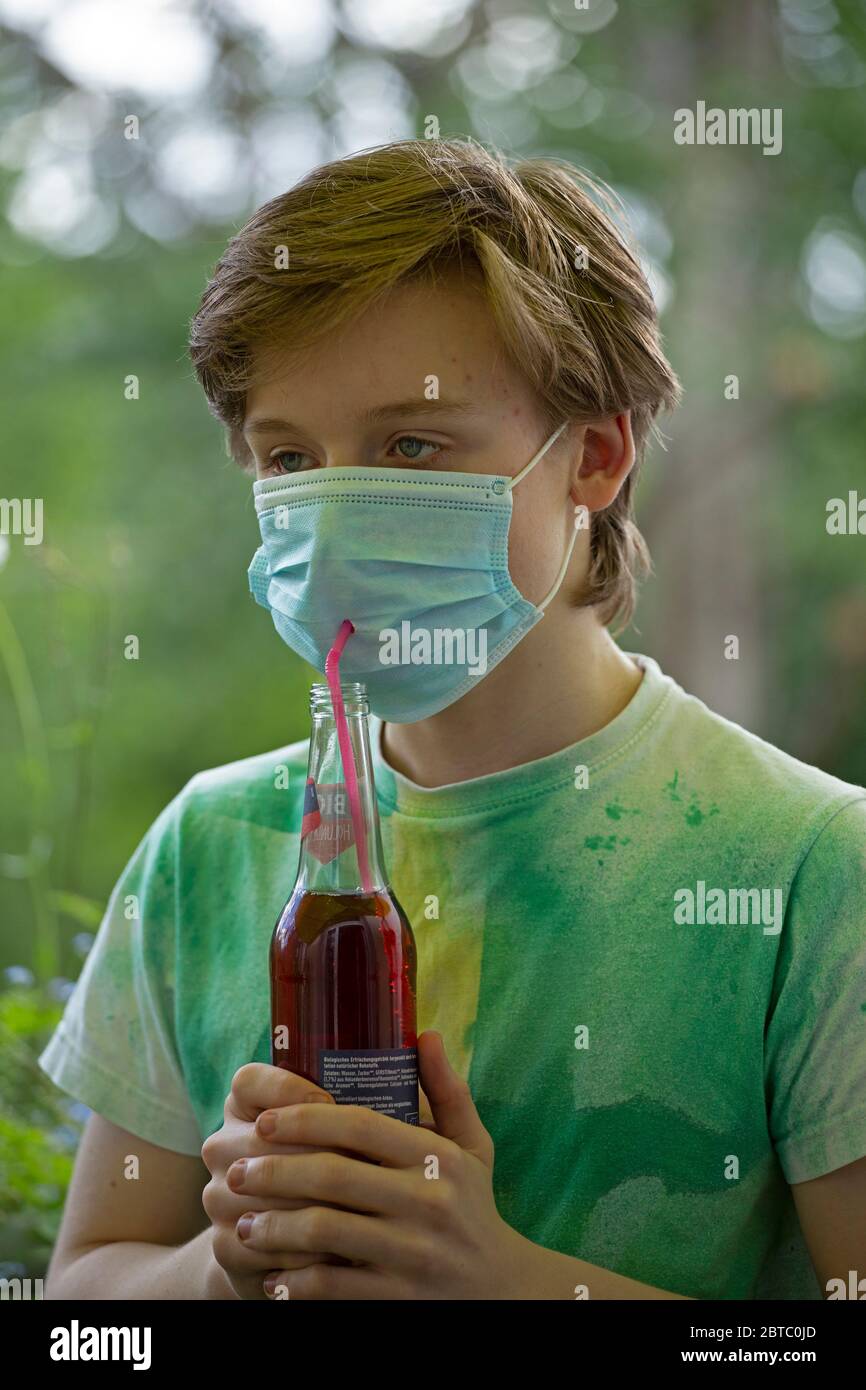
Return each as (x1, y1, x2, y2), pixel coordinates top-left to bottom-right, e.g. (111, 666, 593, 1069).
(605, 802, 642, 821)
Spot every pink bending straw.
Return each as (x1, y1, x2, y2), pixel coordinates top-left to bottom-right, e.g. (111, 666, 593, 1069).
(324, 620, 373, 895)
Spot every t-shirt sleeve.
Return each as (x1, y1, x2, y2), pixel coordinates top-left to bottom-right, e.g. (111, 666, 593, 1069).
(37, 786, 203, 1157)
(764, 795, 866, 1184)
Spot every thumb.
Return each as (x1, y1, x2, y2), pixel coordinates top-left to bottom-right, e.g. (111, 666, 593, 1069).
(418, 1031, 493, 1167)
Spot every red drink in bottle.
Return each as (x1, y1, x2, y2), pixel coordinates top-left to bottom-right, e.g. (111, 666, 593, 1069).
(270, 681, 419, 1123)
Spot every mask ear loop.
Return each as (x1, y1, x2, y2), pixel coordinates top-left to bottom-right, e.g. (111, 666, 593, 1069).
(505, 421, 583, 613)
(506, 420, 570, 490)
(537, 503, 587, 612)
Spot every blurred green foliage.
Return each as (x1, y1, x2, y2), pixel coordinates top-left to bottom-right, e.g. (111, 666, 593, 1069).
(0, 986, 76, 1275)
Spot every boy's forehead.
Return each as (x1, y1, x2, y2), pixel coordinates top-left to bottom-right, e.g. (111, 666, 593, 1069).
(244, 279, 526, 425)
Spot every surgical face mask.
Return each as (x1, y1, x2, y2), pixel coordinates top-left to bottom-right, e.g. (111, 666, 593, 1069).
(248, 421, 581, 723)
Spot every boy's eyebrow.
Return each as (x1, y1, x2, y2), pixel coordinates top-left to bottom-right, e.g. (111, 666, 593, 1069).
(244, 397, 479, 437)
(361, 397, 478, 424)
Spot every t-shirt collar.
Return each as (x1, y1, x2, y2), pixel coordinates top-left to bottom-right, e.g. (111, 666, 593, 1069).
(371, 653, 674, 818)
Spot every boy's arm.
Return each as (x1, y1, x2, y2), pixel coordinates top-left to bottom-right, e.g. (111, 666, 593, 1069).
(505, 1238, 691, 1299)
(45, 1113, 237, 1300)
(790, 1154, 866, 1295)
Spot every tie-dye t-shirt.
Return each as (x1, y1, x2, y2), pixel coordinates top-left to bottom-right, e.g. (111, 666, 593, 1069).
(39, 654, 866, 1300)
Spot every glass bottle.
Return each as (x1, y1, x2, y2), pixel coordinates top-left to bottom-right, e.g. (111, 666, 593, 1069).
(269, 681, 418, 1123)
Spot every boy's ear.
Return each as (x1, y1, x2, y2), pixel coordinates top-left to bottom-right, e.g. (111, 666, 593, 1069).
(573, 413, 635, 511)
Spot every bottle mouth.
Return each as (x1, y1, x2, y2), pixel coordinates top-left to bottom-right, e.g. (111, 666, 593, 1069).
(310, 681, 368, 716)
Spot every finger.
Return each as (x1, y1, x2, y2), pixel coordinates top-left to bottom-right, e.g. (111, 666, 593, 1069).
(213, 1185, 359, 1217)
(258, 1250, 336, 1270)
(255, 1109, 376, 1161)
(418, 1032, 493, 1164)
(418, 1088, 435, 1126)
(248, 1138, 356, 1161)
(230, 1151, 413, 1217)
(265, 1264, 392, 1301)
(229, 1063, 335, 1122)
(213, 1226, 290, 1279)
(215, 1224, 343, 1281)
(252, 1101, 447, 1168)
(243, 1205, 404, 1267)
(226, 1255, 338, 1303)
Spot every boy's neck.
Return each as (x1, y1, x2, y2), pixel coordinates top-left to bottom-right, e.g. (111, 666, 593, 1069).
(379, 611, 644, 789)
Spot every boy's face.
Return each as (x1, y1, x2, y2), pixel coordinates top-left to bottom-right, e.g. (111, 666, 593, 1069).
(242, 268, 631, 612)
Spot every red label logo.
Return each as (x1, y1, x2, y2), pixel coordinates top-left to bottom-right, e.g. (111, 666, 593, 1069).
(301, 781, 355, 864)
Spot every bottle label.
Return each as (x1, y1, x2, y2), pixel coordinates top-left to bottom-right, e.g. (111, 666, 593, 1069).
(301, 780, 356, 865)
(318, 1048, 419, 1124)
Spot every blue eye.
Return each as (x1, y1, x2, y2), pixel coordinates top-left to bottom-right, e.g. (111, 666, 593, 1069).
(391, 436, 440, 463)
(270, 451, 310, 474)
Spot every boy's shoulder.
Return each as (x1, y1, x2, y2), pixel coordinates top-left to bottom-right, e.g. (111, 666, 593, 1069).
(170, 737, 310, 829)
(187, 738, 310, 789)
(653, 660, 865, 843)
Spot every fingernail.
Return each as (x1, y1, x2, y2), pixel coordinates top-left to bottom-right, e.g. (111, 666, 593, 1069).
(263, 1273, 281, 1296)
(258, 1110, 276, 1136)
(237, 1214, 254, 1241)
(227, 1159, 246, 1190)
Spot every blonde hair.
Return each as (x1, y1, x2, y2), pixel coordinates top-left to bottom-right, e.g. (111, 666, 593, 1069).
(189, 137, 681, 629)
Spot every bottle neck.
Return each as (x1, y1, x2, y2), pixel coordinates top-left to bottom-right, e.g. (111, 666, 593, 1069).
(295, 705, 388, 894)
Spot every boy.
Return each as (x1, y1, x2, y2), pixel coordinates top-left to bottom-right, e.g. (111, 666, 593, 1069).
(40, 138, 866, 1300)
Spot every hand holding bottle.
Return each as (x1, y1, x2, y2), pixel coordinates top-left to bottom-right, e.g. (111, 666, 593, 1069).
(219, 1032, 537, 1300)
(201, 1061, 344, 1301)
